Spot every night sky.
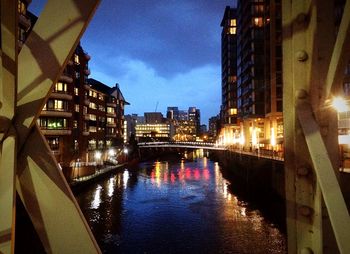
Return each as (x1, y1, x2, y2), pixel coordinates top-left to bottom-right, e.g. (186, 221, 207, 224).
(29, 0, 237, 125)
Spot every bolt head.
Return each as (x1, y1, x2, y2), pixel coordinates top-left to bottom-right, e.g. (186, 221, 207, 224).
(296, 50, 308, 61)
(296, 89, 308, 99)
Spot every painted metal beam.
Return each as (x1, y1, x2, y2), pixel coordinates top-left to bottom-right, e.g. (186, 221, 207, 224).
(16, 0, 99, 149)
(16, 125, 100, 253)
(13, 0, 101, 253)
(324, 0, 350, 97)
(0, 1, 17, 253)
(297, 96, 350, 254)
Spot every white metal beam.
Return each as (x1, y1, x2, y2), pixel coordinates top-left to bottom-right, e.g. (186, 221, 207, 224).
(297, 97, 350, 254)
(16, 125, 100, 253)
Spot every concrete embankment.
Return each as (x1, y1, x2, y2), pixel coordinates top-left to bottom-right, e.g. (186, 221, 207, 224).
(70, 163, 127, 192)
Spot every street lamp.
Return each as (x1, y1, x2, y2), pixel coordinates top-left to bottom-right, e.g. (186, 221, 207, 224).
(331, 97, 349, 113)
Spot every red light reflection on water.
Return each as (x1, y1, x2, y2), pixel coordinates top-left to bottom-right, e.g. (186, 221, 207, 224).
(150, 164, 211, 186)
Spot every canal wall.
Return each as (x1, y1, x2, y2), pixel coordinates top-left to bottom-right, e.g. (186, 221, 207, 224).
(210, 150, 285, 201)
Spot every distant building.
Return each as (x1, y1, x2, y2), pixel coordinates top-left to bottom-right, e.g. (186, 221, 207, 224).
(166, 107, 179, 120)
(209, 116, 220, 140)
(123, 114, 138, 143)
(188, 107, 201, 135)
(173, 120, 196, 141)
(200, 124, 207, 134)
(144, 112, 164, 124)
(135, 123, 171, 142)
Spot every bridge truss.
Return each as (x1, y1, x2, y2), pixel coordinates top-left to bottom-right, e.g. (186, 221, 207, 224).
(0, 0, 101, 253)
(283, 0, 350, 253)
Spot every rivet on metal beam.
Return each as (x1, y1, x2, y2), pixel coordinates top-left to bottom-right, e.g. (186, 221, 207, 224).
(298, 205, 314, 217)
(296, 50, 308, 61)
(297, 167, 310, 176)
(296, 89, 308, 99)
(300, 247, 314, 254)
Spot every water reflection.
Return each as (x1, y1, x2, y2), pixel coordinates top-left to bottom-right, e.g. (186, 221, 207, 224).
(76, 156, 286, 254)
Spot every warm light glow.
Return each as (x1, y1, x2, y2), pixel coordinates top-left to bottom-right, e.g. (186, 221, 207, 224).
(95, 151, 102, 160)
(332, 97, 349, 112)
(123, 170, 129, 188)
(252, 128, 257, 146)
(108, 148, 115, 156)
(338, 134, 350, 145)
(270, 128, 276, 146)
(239, 129, 245, 145)
(123, 148, 128, 154)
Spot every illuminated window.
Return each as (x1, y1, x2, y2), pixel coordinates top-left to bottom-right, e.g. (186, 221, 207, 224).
(254, 17, 263, 27)
(89, 114, 96, 121)
(73, 120, 78, 128)
(228, 108, 237, 115)
(89, 126, 97, 133)
(74, 54, 80, 65)
(230, 19, 236, 26)
(47, 137, 59, 150)
(89, 102, 97, 109)
(18, 1, 26, 15)
(107, 117, 114, 124)
(88, 139, 96, 150)
(75, 104, 79, 112)
(98, 94, 104, 100)
(98, 105, 105, 112)
(55, 82, 67, 92)
(39, 118, 67, 129)
(74, 87, 79, 95)
(229, 27, 236, 34)
(107, 107, 115, 114)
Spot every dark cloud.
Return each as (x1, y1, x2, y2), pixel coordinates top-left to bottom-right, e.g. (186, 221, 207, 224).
(29, 0, 237, 124)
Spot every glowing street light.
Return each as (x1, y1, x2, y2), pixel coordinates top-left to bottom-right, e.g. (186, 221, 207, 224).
(123, 148, 128, 154)
(108, 148, 116, 157)
(332, 97, 349, 113)
(94, 151, 102, 160)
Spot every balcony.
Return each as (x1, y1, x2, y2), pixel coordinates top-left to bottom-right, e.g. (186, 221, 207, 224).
(106, 112, 116, 117)
(41, 110, 72, 118)
(41, 129, 72, 136)
(51, 92, 73, 100)
(106, 122, 117, 127)
(107, 102, 117, 107)
(59, 74, 73, 84)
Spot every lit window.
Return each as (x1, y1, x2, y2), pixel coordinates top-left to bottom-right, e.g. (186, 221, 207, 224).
(18, 1, 26, 15)
(89, 102, 97, 109)
(74, 87, 79, 95)
(75, 104, 79, 112)
(55, 82, 67, 92)
(89, 126, 97, 132)
(229, 27, 236, 34)
(74, 54, 80, 65)
(89, 114, 97, 121)
(107, 117, 114, 124)
(229, 108, 237, 115)
(230, 19, 236, 26)
(73, 120, 78, 128)
(254, 17, 263, 27)
(107, 107, 115, 114)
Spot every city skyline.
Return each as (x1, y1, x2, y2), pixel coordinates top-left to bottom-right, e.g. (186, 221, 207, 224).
(29, 0, 237, 125)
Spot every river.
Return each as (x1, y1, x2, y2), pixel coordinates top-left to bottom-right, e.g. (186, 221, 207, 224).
(76, 153, 286, 254)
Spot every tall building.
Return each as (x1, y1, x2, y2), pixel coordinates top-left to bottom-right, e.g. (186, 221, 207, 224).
(220, 6, 238, 126)
(166, 107, 179, 120)
(263, 0, 284, 146)
(188, 107, 201, 135)
(236, 0, 266, 148)
(145, 112, 164, 123)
